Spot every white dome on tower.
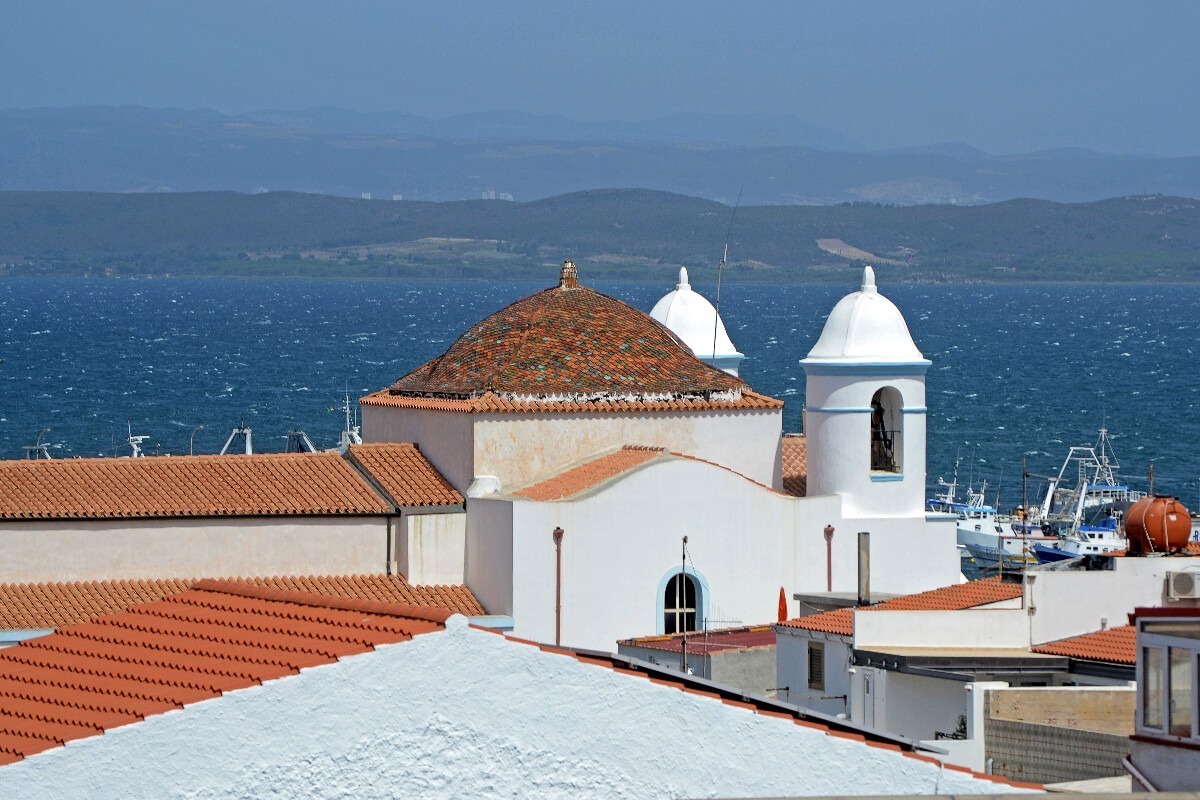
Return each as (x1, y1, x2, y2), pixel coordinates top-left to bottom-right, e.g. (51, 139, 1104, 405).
(804, 267, 928, 365)
(650, 267, 744, 376)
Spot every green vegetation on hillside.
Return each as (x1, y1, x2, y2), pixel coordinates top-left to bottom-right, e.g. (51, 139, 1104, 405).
(1, 189, 1198, 282)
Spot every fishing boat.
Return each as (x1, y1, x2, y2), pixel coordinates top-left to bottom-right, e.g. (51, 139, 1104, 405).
(928, 474, 1053, 571)
(1028, 426, 1145, 563)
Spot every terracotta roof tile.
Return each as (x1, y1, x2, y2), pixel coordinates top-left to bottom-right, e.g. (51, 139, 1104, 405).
(345, 443, 463, 507)
(618, 625, 776, 655)
(513, 445, 787, 502)
(1032, 624, 1136, 665)
(0, 453, 391, 520)
(778, 577, 1023, 635)
(360, 387, 783, 414)
(781, 435, 807, 497)
(514, 446, 665, 501)
(782, 607, 856, 636)
(386, 273, 745, 400)
(0, 582, 447, 764)
(0, 574, 485, 630)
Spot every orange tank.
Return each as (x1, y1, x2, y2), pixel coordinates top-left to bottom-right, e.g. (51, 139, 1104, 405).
(1126, 495, 1192, 554)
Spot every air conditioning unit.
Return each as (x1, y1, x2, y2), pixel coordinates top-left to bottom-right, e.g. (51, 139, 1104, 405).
(1168, 571, 1200, 600)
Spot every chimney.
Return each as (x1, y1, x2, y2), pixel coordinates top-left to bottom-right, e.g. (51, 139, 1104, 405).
(559, 260, 579, 288)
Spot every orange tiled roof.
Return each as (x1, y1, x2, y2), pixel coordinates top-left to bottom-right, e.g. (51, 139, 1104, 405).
(346, 443, 463, 507)
(1032, 624, 1136, 665)
(0, 581, 449, 765)
(0, 452, 390, 520)
(361, 387, 783, 414)
(618, 625, 777, 655)
(385, 271, 745, 400)
(513, 445, 787, 501)
(0, 574, 486, 630)
(514, 446, 665, 501)
(778, 577, 1024, 636)
(781, 435, 807, 497)
(0, 444, 463, 520)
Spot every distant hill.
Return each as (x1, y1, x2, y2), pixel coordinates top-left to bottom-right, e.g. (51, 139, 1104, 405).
(3, 106, 1200, 205)
(2, 189, 1198, 283)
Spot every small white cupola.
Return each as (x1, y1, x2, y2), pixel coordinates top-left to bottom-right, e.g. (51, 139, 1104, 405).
(804, 266, 927, 365)
(650, 267, 745, 376)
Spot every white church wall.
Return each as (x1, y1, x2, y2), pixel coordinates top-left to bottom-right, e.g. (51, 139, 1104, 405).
(464, 497, 514, 615)
(0, 517, 388, 583)
(0, 619, 1026, 799)
(504, 458, 846, 651)
(401, 511, 467, 586)
(474, 408, 783, 492)
(361, 406, 476, 492)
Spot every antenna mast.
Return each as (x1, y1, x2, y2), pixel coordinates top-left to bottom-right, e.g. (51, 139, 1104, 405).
(710, 187, 743, 363)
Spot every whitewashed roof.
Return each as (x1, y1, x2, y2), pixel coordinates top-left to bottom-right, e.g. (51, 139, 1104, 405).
(804, 266, 928, 365)
(649, 267, 743, 360)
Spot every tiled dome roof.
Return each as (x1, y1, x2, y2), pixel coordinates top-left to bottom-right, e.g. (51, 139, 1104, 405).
(388, 262, 745, 400)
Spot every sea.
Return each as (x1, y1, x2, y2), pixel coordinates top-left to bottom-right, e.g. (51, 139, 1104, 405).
(2, 276, 1199, 509)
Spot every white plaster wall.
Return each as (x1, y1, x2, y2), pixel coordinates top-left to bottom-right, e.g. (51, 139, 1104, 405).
(505, 458, 842, 650)
(475, 408, 783, 491)
(804, 372, 927, 517)
(464, 497, 514, 616)
(402, 512, 467, 586)
(0, 517, 388, 582)
(1129, 738, 1200, 792)
(915, 680, 1013, 773)
(362, 406, 476, 492)
(775, 628, 853, 717)
(879, 670, 971, 742)
(837, 513, 962, 596)
(0, 619, 1027, 799)
(854, 609, 1031, 650)
(1028, 556, 1200, 645)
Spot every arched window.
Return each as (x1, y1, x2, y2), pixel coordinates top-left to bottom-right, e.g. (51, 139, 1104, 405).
(870, 387, 903, 473)
(664, 572, 699, 634)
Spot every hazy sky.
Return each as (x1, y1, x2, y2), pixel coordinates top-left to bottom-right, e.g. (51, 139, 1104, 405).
(5, 1, 1199, 156)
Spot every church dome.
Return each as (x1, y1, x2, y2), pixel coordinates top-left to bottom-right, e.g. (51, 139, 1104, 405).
(803, 267, 928, 365)
(649, 268, 744, 374)
(389, 262, 745, 400)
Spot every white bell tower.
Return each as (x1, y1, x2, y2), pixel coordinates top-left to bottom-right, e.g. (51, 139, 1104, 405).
(800, 267, 931, 517)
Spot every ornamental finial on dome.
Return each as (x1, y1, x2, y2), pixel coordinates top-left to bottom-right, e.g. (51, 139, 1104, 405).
(559, 260, 579, 288)
(677, 266, 690, 291)
(861, 265, 877, 294)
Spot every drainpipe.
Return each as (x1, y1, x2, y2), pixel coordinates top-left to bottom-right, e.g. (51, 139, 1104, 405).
(386, 514, 400, 576)
(823, 524, 835, 592)
(857, 531, 871, 606)
(553, 527, 565, 646)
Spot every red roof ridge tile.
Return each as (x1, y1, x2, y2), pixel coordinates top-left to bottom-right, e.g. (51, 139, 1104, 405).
(665, 450, 786, 495)
(191, 579, 454, 625)
(359, 387, 784, 414)
(777, 577, 1024, 635)
(513, 446, 666, 501)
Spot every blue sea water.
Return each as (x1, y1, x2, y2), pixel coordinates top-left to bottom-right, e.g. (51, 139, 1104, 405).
(2, 276, 1199, 508)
